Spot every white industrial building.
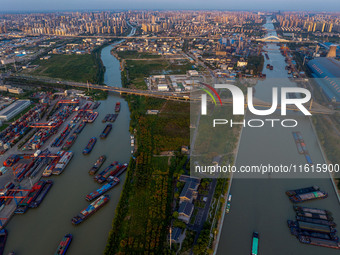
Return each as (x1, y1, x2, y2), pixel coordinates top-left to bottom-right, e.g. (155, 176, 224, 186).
(157, 84, 169, 91)
(0, 100, 31, 121)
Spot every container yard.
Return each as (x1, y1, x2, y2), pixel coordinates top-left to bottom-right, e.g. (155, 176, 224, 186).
(0, 96, 98, 236)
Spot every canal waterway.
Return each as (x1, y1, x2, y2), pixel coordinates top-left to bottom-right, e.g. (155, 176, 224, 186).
(4, 29, 135, 255)
(217, 18, 340, 255)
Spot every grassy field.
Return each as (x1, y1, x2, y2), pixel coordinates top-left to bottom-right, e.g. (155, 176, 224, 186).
(25, 54, 100, 83)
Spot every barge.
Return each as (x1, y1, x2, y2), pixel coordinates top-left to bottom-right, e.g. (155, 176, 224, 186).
(30, 180, 53, 208)
(100, 124, 112, 139)
(15, 180, 46, 214)
(71, 195, 109, 225)
(289, 190, 328, 203)
(74, 122, 86, 134)
(296, 211, 333, 221)
(62, 133, 77, 151)
(294, 206, 332, 216)
(286, 186, 320, 197)
(296, 216, 336, 227)
(251, 232, 259, 255)
(0, 229, 7, 255)
(55, 234, 72, 255)
(115, 102, 121, 112)
(298, 235, 340, 250)
(86, 177, 120, 201)
(83, 137, 96, 155)
(53, 152, 73, 175)
(88, 155, 106, 175)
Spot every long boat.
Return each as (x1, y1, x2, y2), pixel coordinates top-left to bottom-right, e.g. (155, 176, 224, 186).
(15, 180, 46, 214)
(89, 155, 106, 175)
(0, 229, 7, 255)
(71, 195, 109, 225)
(100, 124, 112, 139)
(94, 161, 119, 183)
(286, 186, 320, 197)
(54, 234, 72, 255)
(251, 232, 259, 255)
(296, 211, 333, 221)
(83, 137, 96, 155)
(29, 180, 53, 208)
(296, 216, 336, 227)
(115, 102, 121, 112)
(53, 152, 73, 175)
(294, 206, 332, 216)
(289, 190, 328, 203)
(298, 235, 340, 250)
(62, 133, 77, 151)
(86, 178, 120, 201)
(74, 122, 86, 134)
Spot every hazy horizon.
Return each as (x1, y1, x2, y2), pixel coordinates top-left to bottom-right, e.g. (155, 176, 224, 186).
(1, 0, 340, 13)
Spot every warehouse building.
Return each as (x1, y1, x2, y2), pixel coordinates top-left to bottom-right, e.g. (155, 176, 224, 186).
(0, 100, 31, 121)
(307, 57, 340, 103)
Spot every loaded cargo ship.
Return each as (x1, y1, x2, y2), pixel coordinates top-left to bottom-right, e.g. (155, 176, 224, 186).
(55, 234, 72, 255)
(95, 163, 127, 184)
(15, 180, 46, 214)
(86, 177, 120, 201)
(288, 190, 328, 203)
(294, 206, 332, 216)
(296, 216, 336, 227)
(84, 112, 99, 123)
(62, 133, 77, 151)
(74, 122, 86, 134)
(71, 195, 109, 225)
(296, 211, 333, 221)
(94, 161, 119, 183)
(115, 102, 121, 112)
(299, 235, 340, 250)
(42, 151, 63, 177)
(89, 155, 106, 175)
(100, 124, 112, 139)
(286, 186, 320, 196)
(29, 180, 53, 208)
(83, 137, 96, 155)
(53, 152, 73, 175)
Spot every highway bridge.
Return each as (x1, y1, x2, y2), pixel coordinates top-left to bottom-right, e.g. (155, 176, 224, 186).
(9, 74, 335, 115)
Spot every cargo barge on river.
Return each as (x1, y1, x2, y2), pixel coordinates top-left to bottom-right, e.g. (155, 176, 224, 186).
(55, 234, 72, 255)
(88, 155, 106, 175)
(83, 137, 96, 155)
(86, 177, 119, 201)
(100, 124, 112, 139)
(71, 195, 109, 225)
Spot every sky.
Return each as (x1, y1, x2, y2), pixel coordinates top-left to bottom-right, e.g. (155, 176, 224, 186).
(0, 0, 339, 12)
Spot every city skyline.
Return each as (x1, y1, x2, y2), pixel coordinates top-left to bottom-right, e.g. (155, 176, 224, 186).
(1, 0, 340, 12)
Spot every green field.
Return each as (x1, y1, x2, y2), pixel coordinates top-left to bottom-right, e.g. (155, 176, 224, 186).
(26, 54, 101, 83)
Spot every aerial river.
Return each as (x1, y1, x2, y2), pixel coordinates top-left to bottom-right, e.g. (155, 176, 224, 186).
(216, 18, 340, 255)
(4, 28, 135, 254)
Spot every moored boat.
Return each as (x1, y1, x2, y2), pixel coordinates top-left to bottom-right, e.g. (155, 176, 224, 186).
(89, 155, 106, 175)
(29, 180, 53, 208)
(86, 178, 120, 201)
(71, 195, 109, 225)
(53, 152, 73, 175)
